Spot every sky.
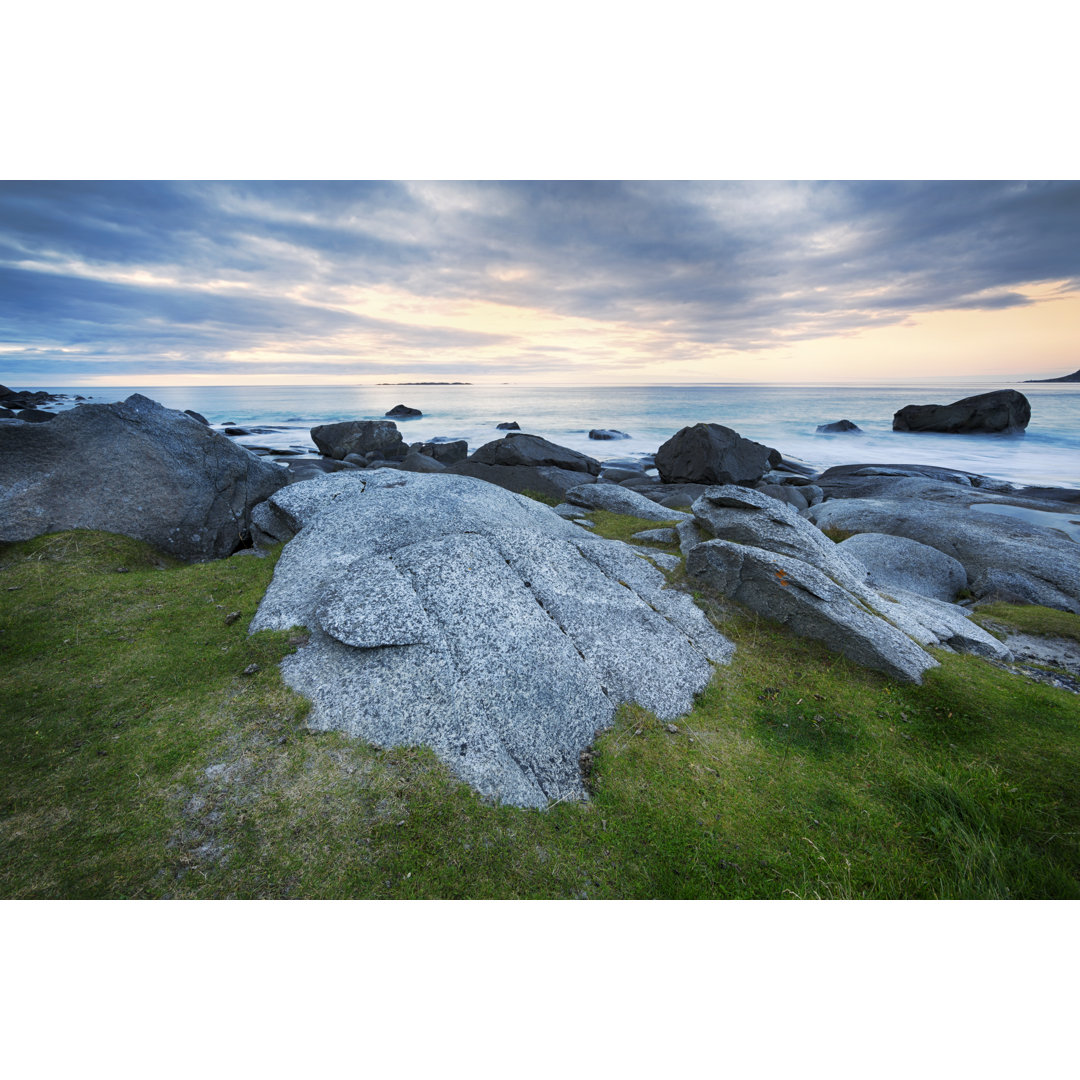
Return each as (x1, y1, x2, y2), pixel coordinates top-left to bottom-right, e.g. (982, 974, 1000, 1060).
(1, 179, 1079, 388)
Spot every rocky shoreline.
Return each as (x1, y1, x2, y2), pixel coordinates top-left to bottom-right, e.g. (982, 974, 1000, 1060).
(3, 386, 1077, 807)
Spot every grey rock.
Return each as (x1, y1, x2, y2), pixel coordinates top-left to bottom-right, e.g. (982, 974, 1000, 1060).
(250, 473, 734, 808)
(0, 407, 14, 418)
(446, 460, 598, 502)
(816, 419, 861, 433)
(632, 527, 678, 544)
(687, 540, 939, 683)
(564, 483, 691, 522)
(893, 389, 1030, 434)
(600, 467, 646, 483)
(589, 429, 631, 440)
(677, 519, 706, 557)
(17, 408, 55, 423)
(691, 485, 869, 589)
(417, 439, 468, 464)
(756, 483, 810, 512)
(632, 547, 682, 571)
(0, 394, 287, 560)
(311, 420, 404, 461)
(551, 503, 583, 519)
(806, 495, 1080, 613)
(386, 404, 422, 418)
(468, 433, 601, 475)
(655, 423, 781, 486)
(396, 449, 448, 474)
(496, 421, 520, 430)
(838, 532, 968, 602)
(184, 409, 210, 425)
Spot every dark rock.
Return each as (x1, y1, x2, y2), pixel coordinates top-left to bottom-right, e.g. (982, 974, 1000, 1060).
(496, 421, 520, 430)
(386, 404, 422, 418)
(600, 466, 645, 483)
(417, 439, 468, 464)
(224, 427, 250, 436)
(893, 389, 1030, 434)
(16, 409, 55, 423)
(311, 419, 404, 461)
(816, 419, 861, 433)
(0, 394, 287, 560)
(184, 410, 210, 425)
(655, 423, 781, 486)
(589, 429, 631, 440)
(275, 458, 359, 482)
(468, 433, 601, 475)
(446, 461, 598, 502)
(0, 407, 13, 418)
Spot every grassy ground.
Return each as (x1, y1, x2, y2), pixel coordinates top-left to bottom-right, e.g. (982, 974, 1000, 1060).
(2, 520, 1078, 899)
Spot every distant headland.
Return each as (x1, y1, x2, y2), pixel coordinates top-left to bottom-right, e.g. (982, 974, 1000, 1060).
(376, 381, 472, 385)
(1025, 369, 1080, 383)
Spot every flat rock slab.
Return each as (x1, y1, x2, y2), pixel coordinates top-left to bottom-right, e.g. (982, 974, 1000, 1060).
(838, 532, 968, 602)
(250, 472, 733, 807)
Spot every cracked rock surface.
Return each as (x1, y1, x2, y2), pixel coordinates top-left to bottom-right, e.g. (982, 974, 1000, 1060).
(250, 472, 733, 807)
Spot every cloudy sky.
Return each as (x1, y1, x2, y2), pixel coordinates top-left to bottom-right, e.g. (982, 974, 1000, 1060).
(2, 180, 1078, 387)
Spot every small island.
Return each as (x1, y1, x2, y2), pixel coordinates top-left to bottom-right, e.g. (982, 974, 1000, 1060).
(1025, 369, 1080, 383)
(376, 381, 472, 385)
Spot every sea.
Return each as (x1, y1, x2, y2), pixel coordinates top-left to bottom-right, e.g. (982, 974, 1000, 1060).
(36, 379, 1080, 490)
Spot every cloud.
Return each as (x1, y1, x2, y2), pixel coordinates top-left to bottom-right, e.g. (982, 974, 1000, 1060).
(1, 180, 1078, 381)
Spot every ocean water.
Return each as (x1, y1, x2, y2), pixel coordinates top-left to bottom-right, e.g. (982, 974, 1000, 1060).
(39, 381, 1080, 490)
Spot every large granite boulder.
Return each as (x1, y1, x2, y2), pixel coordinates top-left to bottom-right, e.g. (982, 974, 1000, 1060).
(0, 394, 287, 560)
(655, 423, 781, 485)
(467, 433, 601, 475)
(250, 472, 734, 807)
(892, 389, 1030, 434)
(685, 485, 1010, 682)
(837, 532, 968, 602)
(311, 420, 404, 460)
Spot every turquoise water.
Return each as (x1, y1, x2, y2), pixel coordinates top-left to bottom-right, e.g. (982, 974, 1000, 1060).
(40, 381, 1080, 489)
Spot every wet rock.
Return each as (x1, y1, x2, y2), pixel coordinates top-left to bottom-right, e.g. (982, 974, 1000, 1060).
(386, 404, 422, 418)
(816, 419, 861, 433)
(589, 429, 631, 440)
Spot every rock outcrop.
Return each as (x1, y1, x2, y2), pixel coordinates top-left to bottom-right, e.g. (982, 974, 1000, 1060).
(249, 472, 734, 808)
(892, 389, 1030, 434)
(588, 429, 631, 440)
(655, 423, 781, 486)
(806, 489, 1080, 613)
(816, 419, 861, 433)
(0, 394, 287, 560)
(683, 485, 1010, 683)
(385, 404, 422, 418)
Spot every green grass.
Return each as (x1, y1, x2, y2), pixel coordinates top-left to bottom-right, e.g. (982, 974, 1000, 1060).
(972, 602, 1080, 644)
(2, 527, 1079, 899)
